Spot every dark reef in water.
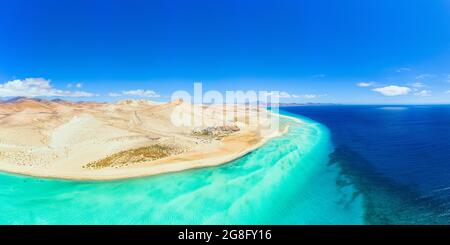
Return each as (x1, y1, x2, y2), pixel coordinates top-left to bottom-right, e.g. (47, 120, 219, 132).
(329, 146, 450, 224)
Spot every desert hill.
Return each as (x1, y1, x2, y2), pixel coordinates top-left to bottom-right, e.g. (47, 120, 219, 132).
(0, 98, 282, 180)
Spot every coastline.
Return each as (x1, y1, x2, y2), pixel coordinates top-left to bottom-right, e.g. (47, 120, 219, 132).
(0, 112, 301, 181)
(0, 109, 366, 225)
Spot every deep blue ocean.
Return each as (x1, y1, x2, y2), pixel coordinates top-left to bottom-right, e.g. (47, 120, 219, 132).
(282, 105, 450, 224)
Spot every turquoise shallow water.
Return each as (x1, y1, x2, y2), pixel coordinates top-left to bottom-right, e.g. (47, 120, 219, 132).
(0, 113, 364, 224)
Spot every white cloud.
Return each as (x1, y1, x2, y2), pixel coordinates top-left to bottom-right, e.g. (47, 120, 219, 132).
(372, 85, 411, 96)
(300, 94, 317, 99)
(291, 94, 325, 99)
(396, 67, 411, 72)
(414, 90, 431, 96)
(123, 89, 160, 97)
(260, 91, 325, 99)
(259, 91, 291, 98)
(108, 92, 122, 97)
(357, 81, 376, 87)
(411, 82, 426, 88)
(108, 89, 161, 98)
(0, 78, 96, 97)
(278, 92, 292, 98)
(68, 82, 83, 88)
(415, 74, 435, 80)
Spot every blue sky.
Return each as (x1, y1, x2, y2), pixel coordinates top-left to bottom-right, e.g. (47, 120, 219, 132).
(0, 0, 449, 104)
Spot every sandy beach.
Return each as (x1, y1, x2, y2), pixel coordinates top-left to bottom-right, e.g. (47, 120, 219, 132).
(0, 98, 289, 180)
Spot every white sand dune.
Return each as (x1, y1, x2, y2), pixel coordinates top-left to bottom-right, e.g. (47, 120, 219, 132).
(0, 98, 284, 180)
